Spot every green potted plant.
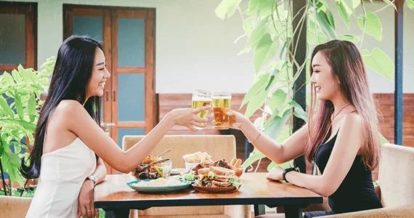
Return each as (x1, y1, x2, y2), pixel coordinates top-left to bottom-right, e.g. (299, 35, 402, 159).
(0, 57, 54, 197)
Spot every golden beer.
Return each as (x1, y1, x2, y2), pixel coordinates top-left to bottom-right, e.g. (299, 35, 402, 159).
(212, 93, 232, 129)
(192, 99, 211, 119)
(191, 90, 211, 130)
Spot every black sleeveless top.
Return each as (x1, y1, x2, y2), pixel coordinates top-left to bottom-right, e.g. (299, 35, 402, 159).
(314, 132, 382, 213)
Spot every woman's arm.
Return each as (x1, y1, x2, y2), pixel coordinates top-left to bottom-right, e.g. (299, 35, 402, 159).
(77, 157, 107, 217)
(233, 111, 308, 163)
(282, 113, 364, 197)
(57, 100, 207, 173)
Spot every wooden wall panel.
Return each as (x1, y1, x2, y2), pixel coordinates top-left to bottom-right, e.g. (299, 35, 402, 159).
(374, 94, 414, 146)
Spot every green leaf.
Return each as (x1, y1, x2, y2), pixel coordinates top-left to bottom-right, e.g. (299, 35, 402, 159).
(241, 74, 271, 108)
(266, 160, 294, 171)
(253, 33, 277, 71)
(248, 20, 270, 48)
(241, 148, 265, 169)
(27, 94, 37, 122)
(264, 109, 291, 139)
(247, 0, 273, 17)
(362, 48, 394, 80)
(0, 96, 14, 117)
(290, 100, 308, 122)
(315, 10, 336, 39)
(14, 91, 24, 120)
(357, 12, 382, 41)
(352, 0, 360, 9)
(215, 0, 242, 20)
(244, 88, 267, 118)
(336, 0, 352, 26)
(268, 89, 287, 112)
(408, 0, 414, 10)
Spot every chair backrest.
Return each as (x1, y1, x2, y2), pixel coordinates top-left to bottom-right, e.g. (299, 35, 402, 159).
(379, 143, 414, 207)
(0, 196, 32, 218)
(122, 135, 236, 168)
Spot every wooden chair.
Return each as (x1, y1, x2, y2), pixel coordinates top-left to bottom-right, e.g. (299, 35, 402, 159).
(122, 134, 252, 218)
(0, 196, 32, 218)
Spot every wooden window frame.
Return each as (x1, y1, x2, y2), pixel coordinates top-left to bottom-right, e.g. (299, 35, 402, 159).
(0, 2, 37, 71)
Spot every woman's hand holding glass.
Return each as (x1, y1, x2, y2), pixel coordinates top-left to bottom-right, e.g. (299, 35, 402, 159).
(167, 106, 210, 130)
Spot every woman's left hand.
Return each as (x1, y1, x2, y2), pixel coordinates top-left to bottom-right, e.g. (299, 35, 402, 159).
(266, 167, 284, 181)
(77, 179, 97, 218)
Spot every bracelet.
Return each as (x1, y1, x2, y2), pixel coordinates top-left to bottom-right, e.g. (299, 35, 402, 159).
(87, 175, 97, 187)
(249, 132, 261, 144)
(282, 167, 299, 183)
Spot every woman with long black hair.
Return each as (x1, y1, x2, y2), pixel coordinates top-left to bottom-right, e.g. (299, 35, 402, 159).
(22, 35, 208, 218)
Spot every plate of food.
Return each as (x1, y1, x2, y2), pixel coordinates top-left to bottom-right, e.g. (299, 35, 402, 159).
(127, 176, 191, 193)
(192, 166, 241, 193)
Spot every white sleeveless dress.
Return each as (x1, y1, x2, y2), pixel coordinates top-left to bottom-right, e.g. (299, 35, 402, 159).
(26, 138, 96, 218)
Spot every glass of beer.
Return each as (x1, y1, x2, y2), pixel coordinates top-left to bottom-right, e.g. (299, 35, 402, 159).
(212, 92, 232, 129)
(192, 90, 211, 129)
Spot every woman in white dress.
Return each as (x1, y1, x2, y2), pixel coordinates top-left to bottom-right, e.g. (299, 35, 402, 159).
(21, 35, 208, 218)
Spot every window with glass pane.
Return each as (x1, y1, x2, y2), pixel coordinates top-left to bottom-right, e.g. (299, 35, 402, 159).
(118, 73, 145, 121)
(0, 14, 25, 65)
(73, 16, 103, 42)
(118, 18, 145, 67)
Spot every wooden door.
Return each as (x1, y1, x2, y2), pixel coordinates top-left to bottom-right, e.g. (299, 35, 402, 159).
(64, 5, 156, 172)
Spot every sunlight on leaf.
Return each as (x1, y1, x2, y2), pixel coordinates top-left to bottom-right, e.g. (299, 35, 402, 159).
(357, 12, 382, 41)
(362, 48, 394, 81)
(336, 0, 352, 26)
(241, 148, 265, 169)
(408, 0, 414, 9)
(215, 0, 242, 20)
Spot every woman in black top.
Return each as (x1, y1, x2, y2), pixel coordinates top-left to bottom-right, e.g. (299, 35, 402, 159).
(231, 40, 382, 216)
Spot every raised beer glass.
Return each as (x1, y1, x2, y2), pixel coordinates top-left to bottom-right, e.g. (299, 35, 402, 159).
(192, 90, 211, 129)
(212, 92, 232, 129)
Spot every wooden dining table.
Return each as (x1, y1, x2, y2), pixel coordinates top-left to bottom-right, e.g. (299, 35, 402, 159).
(94, 172, 322, 218)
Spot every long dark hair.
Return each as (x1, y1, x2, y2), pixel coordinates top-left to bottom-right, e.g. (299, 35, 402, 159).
(305, 40, 380, 170)
(21, 36, 103, 179)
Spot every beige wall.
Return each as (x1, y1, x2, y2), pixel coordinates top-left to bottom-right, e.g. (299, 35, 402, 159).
(2, 0, 413, 93)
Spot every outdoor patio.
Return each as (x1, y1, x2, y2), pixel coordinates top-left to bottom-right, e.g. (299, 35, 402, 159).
(1, 0, 414, 217)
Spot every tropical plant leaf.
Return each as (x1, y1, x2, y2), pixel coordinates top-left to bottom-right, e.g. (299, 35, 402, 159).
(408, 0, 414, 10)
(215, 0, 242, 20)
(268, 89, 287, 113)
(264, 109, 291, 139)
(244, 88, 267, 118)
(247, 0, 273, 17)
(14, 91, 24, 120)
(241, 74, 271, 108)
(241, 148, 265, 169)
(315, 10, 336, 39)
(362, 48, 394, 80)
(290, 100, 308, 122)
(357, 12, 382, 41)
(253, 33, 277, 71)
(0, 96, 14, 117)
(27, 94, 37, 122)
(335, 0, 352, 26)
(248, 20, 270, 48)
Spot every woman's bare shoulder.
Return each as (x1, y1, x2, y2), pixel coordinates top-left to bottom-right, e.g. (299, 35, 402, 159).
(51, 100, 85, 123)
